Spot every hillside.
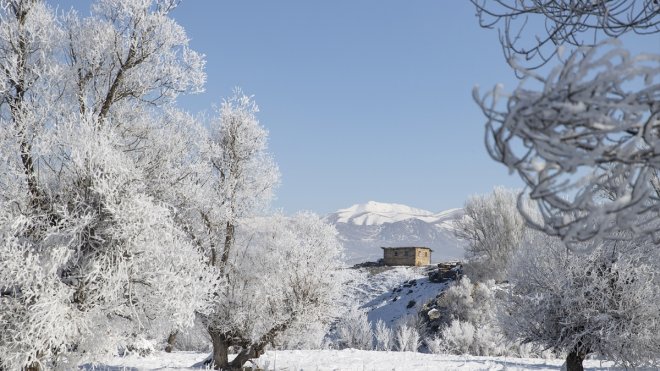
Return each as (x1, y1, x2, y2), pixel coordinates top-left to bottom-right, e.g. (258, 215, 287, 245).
(325, 201, 465, 265)
(346, 266, 449, 326)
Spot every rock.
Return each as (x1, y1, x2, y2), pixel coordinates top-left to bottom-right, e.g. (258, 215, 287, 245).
(427, 308, 440, 320)
(428, 261, 463, 283)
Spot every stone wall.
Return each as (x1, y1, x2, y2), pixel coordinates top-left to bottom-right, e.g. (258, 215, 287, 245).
(383, 247, 431, 266)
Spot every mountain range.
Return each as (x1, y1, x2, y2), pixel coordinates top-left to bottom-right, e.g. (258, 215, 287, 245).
(324, 201, 465, 265)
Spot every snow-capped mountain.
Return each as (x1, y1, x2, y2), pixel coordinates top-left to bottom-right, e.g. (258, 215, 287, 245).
(325, 201, 465, 265)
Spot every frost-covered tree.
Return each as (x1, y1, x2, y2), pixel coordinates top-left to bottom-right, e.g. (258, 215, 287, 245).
(205, 213, 345, 370)
(474, 42, 660, 248)
(471, 0, 660, 70)
(0, 1, 217, 369)
(501, 231, 660, 370)
(471, 5, 660, 368)
(0, 0, 63, 209)
(204, 90, 280, 268)
(64, 0, 205, 120)
(455, 187, 535, 281)
(0, 116, 218, 370)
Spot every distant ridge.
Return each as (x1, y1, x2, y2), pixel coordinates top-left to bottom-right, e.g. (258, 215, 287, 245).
(324, 201, 465, 265)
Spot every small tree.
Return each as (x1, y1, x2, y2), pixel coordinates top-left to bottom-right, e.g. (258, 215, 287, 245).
(204, 89, 280, 268)
(455, 187, 535, 281)
(160, 89, 280, 353)
(501, 231, 660, 370)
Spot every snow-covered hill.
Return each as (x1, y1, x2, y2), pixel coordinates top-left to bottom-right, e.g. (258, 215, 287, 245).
(348, 266, 449, 326)
(325, 201, 465, 265)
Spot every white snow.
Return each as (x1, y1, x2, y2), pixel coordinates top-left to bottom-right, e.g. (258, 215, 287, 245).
(79, 349, 652, 370)
(350, 266, 447, 326)
(332, 201, 461, 226)
(325, 201, 465, 264)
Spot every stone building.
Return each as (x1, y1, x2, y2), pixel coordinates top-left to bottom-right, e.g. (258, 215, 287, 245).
(381, 246, 432, 266)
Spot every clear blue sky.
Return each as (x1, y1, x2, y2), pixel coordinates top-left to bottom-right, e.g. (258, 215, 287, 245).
(51, 1, 658, 215)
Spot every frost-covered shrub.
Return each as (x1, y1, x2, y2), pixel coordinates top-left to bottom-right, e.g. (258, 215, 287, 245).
(395, 316, 421, 352)
(430, 277, 507, 356)
(426, 335, 443, 355)
(275, 321, 328, 350)
(335, 307, 373, 350)
(395, 325, 420, 352)
(439, 320, 505, 356)
(121, 337, 157, 357)
(440, 321, 476, 355)
(374, 319, 394, 351)
(435, 277, 497, 326)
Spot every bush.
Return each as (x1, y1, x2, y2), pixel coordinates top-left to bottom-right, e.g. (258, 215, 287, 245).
(439, 320, 505, 356)
(374, 319, 393, 351)
(335, 307, 372, 350)
(428, 277, 511, 356)
(394, 316, 421, 352)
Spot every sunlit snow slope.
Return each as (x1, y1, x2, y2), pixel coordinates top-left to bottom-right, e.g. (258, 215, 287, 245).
(325, 201, 465, 265)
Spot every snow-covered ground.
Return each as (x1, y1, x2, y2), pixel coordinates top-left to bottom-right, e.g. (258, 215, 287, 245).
(80, 349, 655, 371)
(349, 266, 448, 326)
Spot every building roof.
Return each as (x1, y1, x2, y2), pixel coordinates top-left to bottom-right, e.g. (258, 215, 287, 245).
(381, 246, 434, 252)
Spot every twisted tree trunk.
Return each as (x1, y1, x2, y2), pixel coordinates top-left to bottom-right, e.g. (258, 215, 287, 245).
(164, 331, 178, 353)
(565, 345, 588, 371)
(208, 330, 231, 370)
(208, 318, 292, 370)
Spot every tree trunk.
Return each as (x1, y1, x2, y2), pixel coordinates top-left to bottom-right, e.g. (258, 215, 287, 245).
(10, 5, 41, 209)
(221, 221, 234, 265)
(229, 346, 262, 371)
(209, 330, 231, 370)
(565, 348, 586, 371)
(165, 331, 178, 353)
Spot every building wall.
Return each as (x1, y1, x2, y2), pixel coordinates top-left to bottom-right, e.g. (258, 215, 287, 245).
(414, 248, 431, 266)
(383, 247, 431, 266)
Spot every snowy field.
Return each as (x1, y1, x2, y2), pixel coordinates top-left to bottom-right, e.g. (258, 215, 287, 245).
(80, 350, 658, 371)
